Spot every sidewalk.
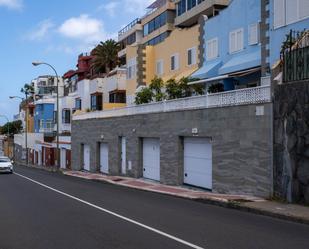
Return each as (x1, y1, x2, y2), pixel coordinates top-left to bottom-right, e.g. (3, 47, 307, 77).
(62, 170, 309, 225)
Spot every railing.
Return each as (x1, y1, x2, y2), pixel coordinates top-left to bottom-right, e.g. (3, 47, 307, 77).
(281, 30, 309, 82)
(118, 18, 141, 37)
(73, 86, 271, 121)
(39, 128, 54, 133)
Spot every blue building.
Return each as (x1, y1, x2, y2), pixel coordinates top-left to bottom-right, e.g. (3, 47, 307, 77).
(192, 0, 261, 90)
(34, 101, 55, 134)
(269, 0, 309, 67)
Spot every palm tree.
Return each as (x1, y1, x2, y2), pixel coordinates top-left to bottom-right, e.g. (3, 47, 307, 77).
(20, 83, 34, 96)
(91, 39, 120, 74)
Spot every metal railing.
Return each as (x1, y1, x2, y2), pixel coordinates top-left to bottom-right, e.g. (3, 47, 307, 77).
(118, 18, 141, 37)
(281, 30, 309, 82)
(73, 86, 271, 121)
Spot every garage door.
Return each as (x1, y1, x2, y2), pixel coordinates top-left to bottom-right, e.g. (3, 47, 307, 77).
(60, 148, 66, 169)
(100, 143, 109, 174)
(143, 138, 160, 181)
(184, 137, 212, 190)
(83, 144, 90, 171)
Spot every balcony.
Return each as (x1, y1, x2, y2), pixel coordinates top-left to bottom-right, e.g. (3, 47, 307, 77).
(175, 0, 229, 27)
(118, 18, 142, 42)
(73, 86, 271, 121)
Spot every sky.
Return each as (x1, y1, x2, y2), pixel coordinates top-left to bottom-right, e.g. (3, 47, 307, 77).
(0, 0, 153, 124)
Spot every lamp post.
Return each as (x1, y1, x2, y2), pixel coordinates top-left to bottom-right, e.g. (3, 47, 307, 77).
(32, 61, 60, 168)
(9, 96, 28, 165)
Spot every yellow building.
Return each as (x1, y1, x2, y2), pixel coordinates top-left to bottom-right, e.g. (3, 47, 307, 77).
(126, 24, 200, 102)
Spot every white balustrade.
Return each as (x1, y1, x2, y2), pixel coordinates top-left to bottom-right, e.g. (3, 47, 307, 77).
(73, 86, 271, 121)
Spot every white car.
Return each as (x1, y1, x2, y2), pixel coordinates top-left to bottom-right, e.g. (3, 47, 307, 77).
(0, 157, 13, 174)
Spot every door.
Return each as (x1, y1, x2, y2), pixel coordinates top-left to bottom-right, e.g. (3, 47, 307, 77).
(184, 137, 212, 190)
(66, 150, 71, 170)
(143, 138, 160, 181)
(100, 143, 109, 174)
(60, 148, 66, 169)
(83, 145, 90, 171)
(121, 137, 126, 174)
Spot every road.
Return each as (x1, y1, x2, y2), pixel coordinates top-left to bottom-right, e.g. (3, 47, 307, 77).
(0, 165, 308, 249)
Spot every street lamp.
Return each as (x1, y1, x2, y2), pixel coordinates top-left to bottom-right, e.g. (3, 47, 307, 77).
(32, 61, 60, 168)
(10, 96, 28, 165)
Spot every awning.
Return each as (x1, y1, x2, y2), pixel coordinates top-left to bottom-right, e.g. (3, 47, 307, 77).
(188, 67, 260, 85)
(190, 61, 222, 80)
(188, 75, 229, 85)
(219, 50, 261, 75)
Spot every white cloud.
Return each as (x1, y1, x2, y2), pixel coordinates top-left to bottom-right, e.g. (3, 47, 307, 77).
(58, 14, 107, 43)
(25, 19, 54, 41)
(98, 2, 119, 17)
(123, 0, 153, 16)
(0, 0, 22, 10)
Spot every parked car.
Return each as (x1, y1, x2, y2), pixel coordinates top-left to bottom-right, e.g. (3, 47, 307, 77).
(0, 156, 13, 174)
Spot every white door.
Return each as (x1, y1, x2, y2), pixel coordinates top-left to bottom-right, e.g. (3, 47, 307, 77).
(60, 149, 66, 169)
(100, 143, 109, 174)
(38, 150, 42, 165)
(143, 138, 160, 181)
(121, 137, 126, 174)
(184, 137, 212, 190)
(83, 145, 90, 171)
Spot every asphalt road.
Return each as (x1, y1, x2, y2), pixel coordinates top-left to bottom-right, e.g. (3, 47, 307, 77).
(0, 165, 309, 249)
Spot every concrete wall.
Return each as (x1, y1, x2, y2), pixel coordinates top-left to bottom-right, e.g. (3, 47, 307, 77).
(274, 80, 309, 204)
(72, 103, 273, 198)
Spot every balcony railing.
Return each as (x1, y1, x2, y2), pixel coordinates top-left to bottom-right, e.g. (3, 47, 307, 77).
(118, 18, 141, 37)
(73, 86, 271, 121)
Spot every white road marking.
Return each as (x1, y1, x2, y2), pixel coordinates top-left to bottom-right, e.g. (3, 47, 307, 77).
(14, 172, 205, 249)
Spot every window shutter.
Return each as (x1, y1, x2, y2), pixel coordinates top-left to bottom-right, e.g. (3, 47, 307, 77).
(237, 29, 243, 51)
(192, 47, 197, 64)
(175, 53, 180, 70)
(274, 0, 285, 28)
(249, 23, 259, 45)
(299, 0, 309, 19)
(286, 0, 298, 24)
(230, 32, 236, 53)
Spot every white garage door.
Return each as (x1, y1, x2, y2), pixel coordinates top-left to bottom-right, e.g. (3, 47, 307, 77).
(100, 143, 109, 174)
(60, 148, 66, 169)
(83, 144, 90, 171)
(184, 137, 212, 190)
(143, 138, 160, 181)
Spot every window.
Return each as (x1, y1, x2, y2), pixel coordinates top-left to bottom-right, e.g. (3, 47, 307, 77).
(171, 53, 180, 71)
(143, 12, 167, 36)
(90, 93, 103, 111)
(62, 109, 71, 124)
(248, 23, 259, 45)
(187, 47, 197, 65)
(229, 29, 244, 53)
(187, 0, 197, 10)
(156, 60, 164, 75)
(109, 91, 126, 103)
(127, 57, 137, 79)
(274, 0, 309, 28)
(75, 98, 81, 110)
(206, 38, 218, 60)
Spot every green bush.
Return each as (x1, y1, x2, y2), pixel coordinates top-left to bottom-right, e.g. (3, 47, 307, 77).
(135, 87, 153, 105)
(208, 83, 224, 93)
(149, 77, 166, 101)
(165, 79, 182, 100)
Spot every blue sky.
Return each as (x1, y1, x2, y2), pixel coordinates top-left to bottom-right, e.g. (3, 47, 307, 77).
(0, 0, 152, 124)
